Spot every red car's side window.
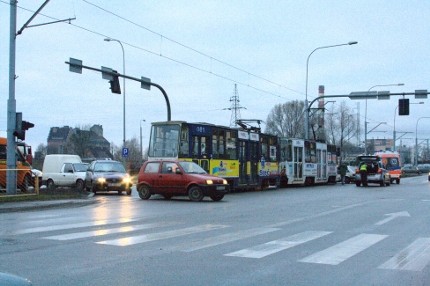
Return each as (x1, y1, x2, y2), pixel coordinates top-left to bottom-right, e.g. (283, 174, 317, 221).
(145, 162, 160, 173)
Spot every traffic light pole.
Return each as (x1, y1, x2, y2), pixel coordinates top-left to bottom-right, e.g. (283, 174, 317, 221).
(6, 1, 18, 195)
(66, 59, 171, 121)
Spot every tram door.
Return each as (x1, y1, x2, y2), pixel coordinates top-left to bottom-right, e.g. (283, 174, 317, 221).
(191, 135, 210, 172)
(238, 139, 259, 185)
(316, 149, 322, 180)
(238, 140, 247, 184)
(293, 146, 303, 180)
(248, 141, 258, 185)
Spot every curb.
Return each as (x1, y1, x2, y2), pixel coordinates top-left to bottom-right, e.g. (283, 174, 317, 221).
(0, 197, 97, 213)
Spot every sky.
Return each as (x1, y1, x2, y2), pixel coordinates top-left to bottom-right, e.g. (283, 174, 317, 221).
(1, 0, 430, 151)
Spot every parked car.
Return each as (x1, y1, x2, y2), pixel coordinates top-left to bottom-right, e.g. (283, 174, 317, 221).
(417, 164, 430, 173)
(85, 160, 132, 195)
(354, 155, 391, 187)
(401, 164, 421, 175)
(336, 165, 356, 184)
(42, 154, 88, 191)
(137, 160, 230, 201)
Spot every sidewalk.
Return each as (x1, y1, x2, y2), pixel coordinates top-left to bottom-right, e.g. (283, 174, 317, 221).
(0, 196, 96, 213)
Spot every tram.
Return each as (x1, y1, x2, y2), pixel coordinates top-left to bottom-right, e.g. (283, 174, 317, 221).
(147, 120, 339, 190)
(279, 138, 338, 186)
(147, 121, 280, 190)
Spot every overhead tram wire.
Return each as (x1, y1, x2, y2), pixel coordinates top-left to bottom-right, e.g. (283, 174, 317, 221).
(81, 0, 303, 96)
(2, 0, 297, 100)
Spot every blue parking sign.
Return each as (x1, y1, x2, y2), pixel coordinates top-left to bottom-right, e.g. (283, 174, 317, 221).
(122, 147, 129, 158)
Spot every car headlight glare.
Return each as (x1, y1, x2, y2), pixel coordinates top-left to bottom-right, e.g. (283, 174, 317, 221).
(222, 179, 228, 185)
(123, 177, 132, 184)
(206, 179, 213, 185)
(97, 177, 106, 184)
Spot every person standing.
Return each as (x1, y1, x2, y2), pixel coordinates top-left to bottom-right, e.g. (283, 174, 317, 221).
(359, 162, 368, 187)
(339, 163, 348, 185)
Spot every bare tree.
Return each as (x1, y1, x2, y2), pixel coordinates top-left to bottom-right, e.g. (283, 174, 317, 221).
(325, 101, 358, 160)
(66, 127, 91, 158)
(111, 137, 142, 174)
(265, 100, 305, 138)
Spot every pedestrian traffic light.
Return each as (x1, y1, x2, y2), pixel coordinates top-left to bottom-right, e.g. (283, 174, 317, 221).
(398, 98, 409, 116)
(109, 70, 121, 94)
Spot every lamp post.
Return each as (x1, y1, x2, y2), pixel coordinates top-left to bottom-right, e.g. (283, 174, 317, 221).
(393, 101, 423, 152)
(415, 117, 430, 166)
(140, 119, 146, 161)
(304, 41, 358, 139)
(364, 83, 404, 153)
(104, 38, 126, 149)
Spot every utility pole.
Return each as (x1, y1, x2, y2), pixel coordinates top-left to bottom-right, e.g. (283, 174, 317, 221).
(225, 84, 246, 127)
(6, 0, 74, 194)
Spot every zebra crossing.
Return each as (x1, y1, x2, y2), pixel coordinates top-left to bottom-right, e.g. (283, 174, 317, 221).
(6, 216, 430, 272)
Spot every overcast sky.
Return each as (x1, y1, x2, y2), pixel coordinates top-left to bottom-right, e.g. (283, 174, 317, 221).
(1, 0, 429, 150)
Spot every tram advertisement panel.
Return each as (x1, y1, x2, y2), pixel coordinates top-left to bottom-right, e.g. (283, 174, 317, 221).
(303, 163, 317, 176)
(258, 160, 279, 177)
(211, 159, 239, 177)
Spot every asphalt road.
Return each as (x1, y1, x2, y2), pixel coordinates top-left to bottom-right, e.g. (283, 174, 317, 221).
(1, 175, 429, 286)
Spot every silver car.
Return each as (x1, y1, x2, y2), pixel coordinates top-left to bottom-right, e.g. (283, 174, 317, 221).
(354, 155, 391, 187)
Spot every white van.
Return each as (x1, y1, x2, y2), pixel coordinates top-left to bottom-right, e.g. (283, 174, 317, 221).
(42, 154, 88, 191)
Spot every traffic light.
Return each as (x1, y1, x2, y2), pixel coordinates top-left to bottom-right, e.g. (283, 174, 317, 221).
(398, 98, 409, 116)
(13, 112, 34, 141)
(22, 120, 35, 130)
(109, 70, 121, 94)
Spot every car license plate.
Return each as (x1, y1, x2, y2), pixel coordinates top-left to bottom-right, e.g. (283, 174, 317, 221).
(108, 183, 121, 187)
(216, 186, 225, 191)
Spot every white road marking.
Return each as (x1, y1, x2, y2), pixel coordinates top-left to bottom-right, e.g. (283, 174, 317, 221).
(374, 211, 410, 226)
(13, 218, 139, 235)
(225, 230, 332, 259)
(177, 227, 281, 252)
(379, 237, 430, 271)
(42, 221, 177, 241)
(299, 233, 388, 265)
(96, 224, 227, 247)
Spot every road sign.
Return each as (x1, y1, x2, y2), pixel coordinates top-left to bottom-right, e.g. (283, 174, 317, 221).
(141, 76, 151, 90)
(69, 58, 82, 74)
(122, 147, 129, 158)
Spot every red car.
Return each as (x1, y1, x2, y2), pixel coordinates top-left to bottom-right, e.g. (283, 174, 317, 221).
(137, 160, 229, 201)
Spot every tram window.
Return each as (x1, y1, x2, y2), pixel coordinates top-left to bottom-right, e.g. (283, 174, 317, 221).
(179, 126, 189, 156)
(149, 125, 179, 157)
(270, 146, 277, 161)
(201, 137, 207, 156)
(226, 132, 237, 159)
(212, 135, 218, 158)
(219, 132, 225, 157)
(261, 143, 268, 160)
(192, 136, 199, 156)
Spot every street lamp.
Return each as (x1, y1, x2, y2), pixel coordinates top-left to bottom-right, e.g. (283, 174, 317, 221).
(304, 41, 358, 139)
(415, 117, 430, 166)
(140, 119, 146, 161)
(364, 83, 404, 153)
(393, 101, 423, 151)
(104, 38, 126, 149)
